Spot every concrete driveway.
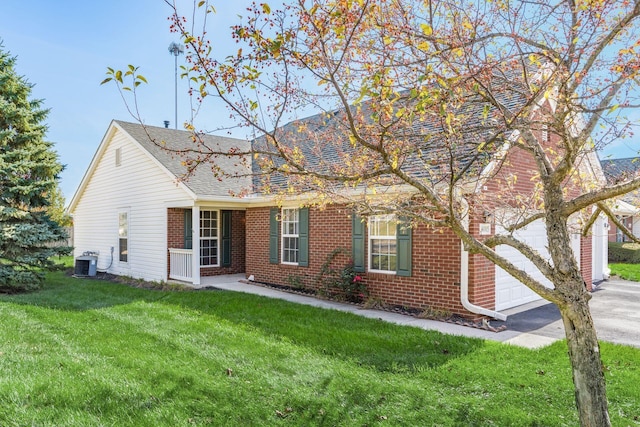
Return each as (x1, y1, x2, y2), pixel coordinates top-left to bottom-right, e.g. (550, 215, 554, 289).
(500, 278, 640, 348)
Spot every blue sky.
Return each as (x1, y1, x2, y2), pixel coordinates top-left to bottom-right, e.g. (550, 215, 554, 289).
(1, 0, 639, 201)
(0, 0, 250, 200)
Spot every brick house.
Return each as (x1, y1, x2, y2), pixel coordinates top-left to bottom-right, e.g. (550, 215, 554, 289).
(245, 115, 606, 318)
(70, 110, 608, 319)
(601, 157, 640, 242)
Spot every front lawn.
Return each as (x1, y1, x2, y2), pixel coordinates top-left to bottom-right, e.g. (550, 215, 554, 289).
(0, 270, 639, 426)
(609, 263, 640, 282)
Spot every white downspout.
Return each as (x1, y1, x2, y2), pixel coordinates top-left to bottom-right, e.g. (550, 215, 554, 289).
(460, 197, 507, 321)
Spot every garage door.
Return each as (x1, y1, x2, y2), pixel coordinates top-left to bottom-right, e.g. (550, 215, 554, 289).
(495, 218, 553, 310)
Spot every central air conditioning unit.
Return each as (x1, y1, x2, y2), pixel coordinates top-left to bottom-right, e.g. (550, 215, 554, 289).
(74, 255, 98, 277)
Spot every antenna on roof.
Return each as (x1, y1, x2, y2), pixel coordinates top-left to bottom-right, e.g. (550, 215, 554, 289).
(168, 42, 184, 130)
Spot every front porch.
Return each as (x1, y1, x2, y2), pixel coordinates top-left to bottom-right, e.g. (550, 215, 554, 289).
(167, 207, 246, 285)
(168, 248, 195, 282)
(168, 269, 246, 289)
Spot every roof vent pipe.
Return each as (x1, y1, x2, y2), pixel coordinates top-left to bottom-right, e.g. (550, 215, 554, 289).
(163, 120, 170, 129)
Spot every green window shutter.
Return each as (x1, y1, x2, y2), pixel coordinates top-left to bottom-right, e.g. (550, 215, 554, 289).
(396, 218, 412, 277)
(352, 213, 365, 273)
(221, 210, 232, 267)
(269, 208, 279, 264)
(184, 209, 193, 249)
(298, 208, 309, 267)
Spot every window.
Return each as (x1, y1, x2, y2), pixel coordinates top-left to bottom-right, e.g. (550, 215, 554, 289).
(368, 215, 397, 273)
(200, 210, 219, 266)
(115, 147, 122, 167)
(281, 208, 299, 264)
(118, 212, 128, 262)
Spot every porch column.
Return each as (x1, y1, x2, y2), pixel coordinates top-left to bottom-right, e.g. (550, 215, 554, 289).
(192, 205, 201, 285)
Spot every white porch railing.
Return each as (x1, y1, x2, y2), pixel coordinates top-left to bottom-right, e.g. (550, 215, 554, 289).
(169, 248, 193, 282)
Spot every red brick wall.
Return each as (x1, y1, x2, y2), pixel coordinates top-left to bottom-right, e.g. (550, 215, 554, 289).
(167, 208, 246, 278)
(581, 236, 593, 291)
(167, 208, 185, 249)
(167, 208, 185, 277)
(608, 217, 633, 242)
(245, 205, 481, 317)
(608, 224, 618, 243)
(467, 213, 497, 309)
(245, 205, 354, 290)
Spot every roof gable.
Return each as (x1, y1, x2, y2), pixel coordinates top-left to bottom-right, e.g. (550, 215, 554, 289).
(114, 121, 252, 198)
(69, 121, 252, 212)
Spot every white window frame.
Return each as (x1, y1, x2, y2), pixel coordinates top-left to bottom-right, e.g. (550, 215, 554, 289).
(368, 214, 397, 274)
(281, 208, 300, 265)
(118, 210, 129, 264)
(200, 209, 220, 267)
(115, 147, 122, 167)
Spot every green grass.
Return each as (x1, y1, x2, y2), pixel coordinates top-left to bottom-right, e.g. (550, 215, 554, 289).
(0, 270, 639, 426)
(610, 263, 640, 282)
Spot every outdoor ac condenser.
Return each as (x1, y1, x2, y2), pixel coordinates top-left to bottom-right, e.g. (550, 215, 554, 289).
(74, 255, 98, 277)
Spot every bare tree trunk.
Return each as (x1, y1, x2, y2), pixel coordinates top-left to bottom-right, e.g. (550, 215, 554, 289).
(560, 293, 611, 427)
(542, 182, 611, 426)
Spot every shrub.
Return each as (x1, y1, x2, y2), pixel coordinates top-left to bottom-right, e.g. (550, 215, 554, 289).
(608, 242, 640, 263)
(332, 263, 368, 303)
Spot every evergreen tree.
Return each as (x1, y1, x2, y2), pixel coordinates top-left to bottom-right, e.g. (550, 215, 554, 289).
(0, 44, 70, 292)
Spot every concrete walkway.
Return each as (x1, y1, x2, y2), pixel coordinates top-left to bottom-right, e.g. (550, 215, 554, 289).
(190, 275, 640, 349)
(192, 274, 560, 349)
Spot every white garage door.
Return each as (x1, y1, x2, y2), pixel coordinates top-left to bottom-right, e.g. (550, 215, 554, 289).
(495, 218, 553, 310)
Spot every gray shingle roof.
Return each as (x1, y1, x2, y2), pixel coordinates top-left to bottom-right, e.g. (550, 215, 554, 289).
(115, 120, 252, 198)
(251, 84, 525, 191)
(600, 156, 640, 184)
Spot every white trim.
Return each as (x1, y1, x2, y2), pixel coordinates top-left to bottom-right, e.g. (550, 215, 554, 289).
(199, 209, 220, 268)
(162, 206, 168, 282)
(280, 208, 300, 265)
(117, 208, 130, 265)
(612, 199, 640, 216)
(368, 214, 397, 274)
(192, 206, 201, 286)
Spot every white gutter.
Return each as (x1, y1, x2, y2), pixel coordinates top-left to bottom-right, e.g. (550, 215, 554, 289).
(459, 197, 507, 321)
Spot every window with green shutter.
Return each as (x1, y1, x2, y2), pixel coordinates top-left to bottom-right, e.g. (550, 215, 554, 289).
(362, 214, 412, 276)
(277, 207, 309, 266)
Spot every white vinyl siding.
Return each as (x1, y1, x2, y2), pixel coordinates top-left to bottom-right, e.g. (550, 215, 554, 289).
(72, 127, 192, 282)
(368, 215, 397, 274)
(200, 210, 219, 267)
(281, 208, 299, 264)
